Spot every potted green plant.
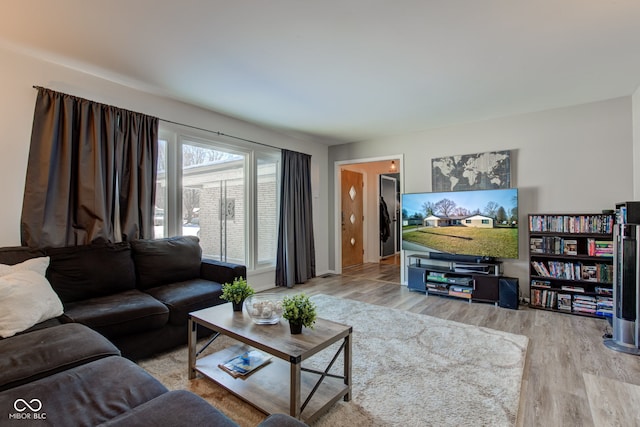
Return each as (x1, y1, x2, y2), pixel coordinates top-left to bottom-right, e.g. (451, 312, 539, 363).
(282, 293, 317, 334)
(221, 277, 255, 311)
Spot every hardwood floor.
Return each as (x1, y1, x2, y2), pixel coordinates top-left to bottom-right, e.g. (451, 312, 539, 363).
(273, 262, 640, 427)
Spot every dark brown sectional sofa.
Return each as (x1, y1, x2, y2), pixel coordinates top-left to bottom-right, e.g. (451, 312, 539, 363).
(0, 236, 307, 426)
(0, 235, 244, 360)
(0, 323, 305, 426)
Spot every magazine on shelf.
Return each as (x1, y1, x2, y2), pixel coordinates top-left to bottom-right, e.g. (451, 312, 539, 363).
(218, 349, 272, 378)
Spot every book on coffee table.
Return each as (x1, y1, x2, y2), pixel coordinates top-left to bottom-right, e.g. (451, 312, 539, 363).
(218, 349, 272, 378)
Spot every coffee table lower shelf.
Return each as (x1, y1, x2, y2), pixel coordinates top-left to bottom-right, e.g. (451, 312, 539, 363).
(195, 344, 349, 423)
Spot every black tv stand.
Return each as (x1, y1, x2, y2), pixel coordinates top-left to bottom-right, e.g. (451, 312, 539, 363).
(407, 254, 504, 305)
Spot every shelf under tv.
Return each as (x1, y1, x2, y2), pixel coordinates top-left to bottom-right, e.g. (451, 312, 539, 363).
(407, 254, 507, 306)
(410, 253, 503, 276)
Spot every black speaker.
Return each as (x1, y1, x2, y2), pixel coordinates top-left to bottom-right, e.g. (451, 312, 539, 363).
(499, 277, 519, 310)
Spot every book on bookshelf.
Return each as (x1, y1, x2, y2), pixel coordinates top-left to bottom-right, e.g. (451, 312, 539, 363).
(581, 265, 598, 282)
(528, 214, 614, 234)
(530, 279, 551, 288)
(557, 293, 572, 311)
(587, 238, 614, 257)
(530, 238, 544, 253)
(595, 240, 614, 257)
(561, 285, 585, 293)
(531, 289, 558, 309)
(596, 295, 613, 317)
(539, 260, 588, 280)
(573, 295, 597, 314)
(563, 239, 578, 255)
(531, 261, 551, 277)
(595, 286, 613, 296)
(218, 349, 272, 378)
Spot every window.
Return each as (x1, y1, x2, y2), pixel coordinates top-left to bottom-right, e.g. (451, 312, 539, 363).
(156, 125, 280, 270)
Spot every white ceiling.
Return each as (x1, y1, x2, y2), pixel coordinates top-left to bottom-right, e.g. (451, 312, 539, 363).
(2, 1, 640, 144)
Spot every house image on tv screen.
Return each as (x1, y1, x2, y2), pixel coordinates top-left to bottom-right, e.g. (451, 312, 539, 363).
(423, 214, 494, 228)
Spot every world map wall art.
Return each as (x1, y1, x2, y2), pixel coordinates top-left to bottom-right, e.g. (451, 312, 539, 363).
(431, 150, 511, 192)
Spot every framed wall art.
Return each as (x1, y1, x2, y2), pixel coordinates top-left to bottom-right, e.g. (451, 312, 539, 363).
(431, 150, 511, 192)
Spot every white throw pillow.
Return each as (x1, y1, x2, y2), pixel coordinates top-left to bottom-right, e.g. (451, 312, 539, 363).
(0, 256, 50, 277)
(0, 257, 64, 338)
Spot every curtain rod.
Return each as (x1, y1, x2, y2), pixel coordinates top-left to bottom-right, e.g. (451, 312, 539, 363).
(158, 118, 281, 151)
(32, 85, 281, 152)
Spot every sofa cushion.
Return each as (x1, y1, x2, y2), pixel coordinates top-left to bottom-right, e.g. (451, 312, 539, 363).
(0, 323, 120, 392)
(62, 289, 169, 338)
(0, 246, 45, 266)
(0, 269, 64, 338)
(144, 278, 224, 326)
(0, 357, 167, 426)
(97, 390, 239, 427)
(131, 235, 202, 290)
(45, 242, 136, 303)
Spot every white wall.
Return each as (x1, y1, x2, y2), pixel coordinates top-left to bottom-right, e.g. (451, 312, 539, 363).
(0, 46, 331, 289)
(329, 97, 634, 294)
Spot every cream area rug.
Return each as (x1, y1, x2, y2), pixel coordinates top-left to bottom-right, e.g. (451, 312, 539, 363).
(139, 294, 529, 427)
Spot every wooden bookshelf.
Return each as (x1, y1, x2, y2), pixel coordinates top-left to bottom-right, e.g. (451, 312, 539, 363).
(528, 213, 614, 318)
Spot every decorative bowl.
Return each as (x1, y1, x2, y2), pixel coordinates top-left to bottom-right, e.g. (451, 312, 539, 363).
(244, 294, 284, 324)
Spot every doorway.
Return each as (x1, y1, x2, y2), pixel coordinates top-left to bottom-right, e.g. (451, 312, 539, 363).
(380, 174, 399, 259)
(336, 157, 403, 274)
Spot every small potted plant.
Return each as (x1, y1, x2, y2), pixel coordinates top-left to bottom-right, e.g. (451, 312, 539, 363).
(282, 293, 317, 334)
(221, 277, 255, 311)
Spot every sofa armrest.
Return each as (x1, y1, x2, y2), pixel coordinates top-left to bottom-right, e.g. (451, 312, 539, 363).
(200, 258, 247, 285)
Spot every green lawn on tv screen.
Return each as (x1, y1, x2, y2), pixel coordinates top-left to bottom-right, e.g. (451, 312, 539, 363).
(403, 226, 518, 259)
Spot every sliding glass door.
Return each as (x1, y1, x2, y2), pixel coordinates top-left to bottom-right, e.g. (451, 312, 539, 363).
(181, 140, 245, 264)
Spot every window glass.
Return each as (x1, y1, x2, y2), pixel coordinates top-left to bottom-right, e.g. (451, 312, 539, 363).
(256, 154, 280, 265)
(154, 138, 167, 238)
(182, 141, 245, 264)
(157, 126, 280, 269)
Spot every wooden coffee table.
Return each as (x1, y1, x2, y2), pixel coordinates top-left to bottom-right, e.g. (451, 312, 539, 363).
(188, 303, 352, 423)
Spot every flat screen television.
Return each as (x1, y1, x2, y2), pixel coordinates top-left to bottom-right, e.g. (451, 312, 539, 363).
(401, 188, 519, 259)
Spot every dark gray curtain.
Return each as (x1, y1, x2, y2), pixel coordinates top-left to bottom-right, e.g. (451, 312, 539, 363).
(20, 88, 158, 248)
(275, 149, 316, 287)
(116, 109, 158, 241)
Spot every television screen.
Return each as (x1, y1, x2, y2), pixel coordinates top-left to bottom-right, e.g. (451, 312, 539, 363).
(401, 188, 518, 259)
